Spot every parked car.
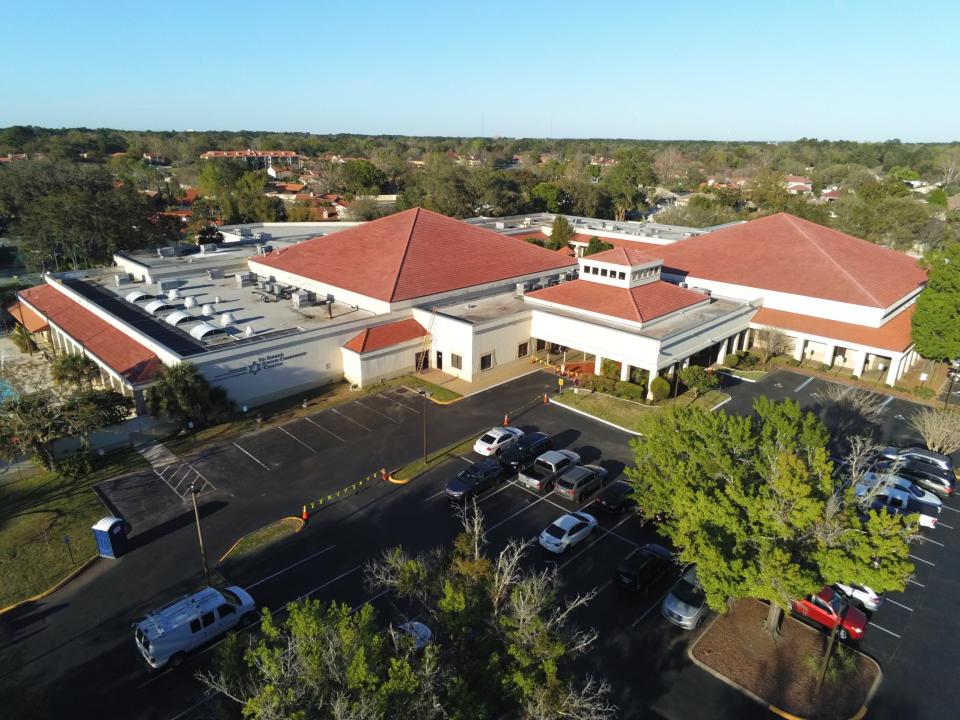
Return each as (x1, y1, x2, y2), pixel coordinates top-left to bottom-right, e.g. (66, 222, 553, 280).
(662, 565, 708, 629)
(554, 465, 608, 503)
(594, 480, 635, 515)
(538, 512, 598, 554)
(396, 621, 433, 650)
(614, 544, 675, 593)
(790, 586, 867, 641)
(499, 431, 552, 472)
(856, 470, 942, 509)
(445, 459, 505, 501)
(879, 446, 955, 475)
(882, 460, 955, 499)
(833, 582, 884, 612)
(473, 426, 524, 457)
(518, 449, 581, 492)
(134, 586, 257, 669)
(859, 486, 939, 529)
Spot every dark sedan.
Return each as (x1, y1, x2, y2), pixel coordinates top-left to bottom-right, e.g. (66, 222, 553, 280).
(499, 432, 552, 473)
(614, 544, 676, 593)
(445, 459, 505, 502)
(594, 480, 634, 515)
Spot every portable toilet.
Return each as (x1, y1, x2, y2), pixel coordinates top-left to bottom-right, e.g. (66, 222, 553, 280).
(92, 516, 129, 559)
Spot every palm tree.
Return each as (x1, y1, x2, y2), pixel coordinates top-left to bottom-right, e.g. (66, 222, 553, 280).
(51, 352, 99, 389)
(146, 362, 232, 429)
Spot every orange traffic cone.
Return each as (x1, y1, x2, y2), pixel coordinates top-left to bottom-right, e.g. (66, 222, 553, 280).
(503, 413, 509, 426)
(543, 393, 549, 404)
(301, 504, 309, 522)
(380, 468, 388, 482)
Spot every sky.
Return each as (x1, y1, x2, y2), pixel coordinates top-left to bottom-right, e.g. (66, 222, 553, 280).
(1, 0, 958, 142)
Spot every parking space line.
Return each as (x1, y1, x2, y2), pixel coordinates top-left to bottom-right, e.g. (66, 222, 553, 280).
(488, 493, 552, 532)
(247, 545, 337, 589)
(869, 622, 901, 639)
(278, 426, 318, 455)
(380, 394, 420, 414)
(306, 415, 344, 442)
(909, 553, 935, 566)
(920, 536, 945, 547)
(937, 521, 954, 529)
(355, 399, 398, 423)
(907, 578, 925, 588)
(298, 564, 363, 601)
(879, 396, 894, 411)
(333, 407, 371, 432)
(352, 589, 391, 612)
(885, 598, 913, 612)
(794, 377, 814, 392)
(601, 528, 641, 549)
(631, 589, 672, 628)
(425, 488, 448, 501)
(233, 441, 271, 470)
(939, 505, 960, 513)
(457, 455, 475, 465)
(558, 513, 635, 571)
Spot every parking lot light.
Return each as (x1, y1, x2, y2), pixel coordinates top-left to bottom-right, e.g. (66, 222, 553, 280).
(419, 389, 428, 463)
(189, 482, 210, 587)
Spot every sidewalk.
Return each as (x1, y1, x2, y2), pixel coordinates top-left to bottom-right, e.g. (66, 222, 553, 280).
(418, 351, 585, 397)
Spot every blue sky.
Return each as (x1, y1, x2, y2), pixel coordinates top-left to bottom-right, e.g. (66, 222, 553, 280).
(1, 1, 957, 141)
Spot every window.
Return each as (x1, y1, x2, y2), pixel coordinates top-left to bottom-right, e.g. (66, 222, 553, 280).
(190, 618, 202, 634)
(201, 611, 215, 628)
(582, 265, 590, 274)
(536, 339, 546, 351)
(517, 342, 529, 358)
(480, 353, 493, 371)
(600, 268, 608, 277)
(217, 604, 236, 620)
(618, 271, 625, 280)
(451, 353, 463, 370)
(591, 266, 599, 275)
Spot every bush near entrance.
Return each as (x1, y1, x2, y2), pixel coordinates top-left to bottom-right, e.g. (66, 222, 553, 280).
(649, 376, 670, 401)
(723, 353, 740, 368)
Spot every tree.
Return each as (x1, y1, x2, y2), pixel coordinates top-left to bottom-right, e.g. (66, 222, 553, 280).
(583, 236, 614, 256)
(754, 328, 793, 365)
(195, 224, 224, 245)
(63, 389, 133, 445)
(677, 365, 718, 399)
(347, 196, 384, 221)
(338, 159, 388, 195)
(934, 148, 960, 187)
(908, 408, 960, 454)
(145, 362, 232, 429)
(530, 182, 569, 214)
(548, 215, 573, 250)
(50, 352, 99, 389)
(912, 244, 960, 362)
(927, 188, 948, 207)
(649, 376, 670, 401)
(625, 399, 914, 639)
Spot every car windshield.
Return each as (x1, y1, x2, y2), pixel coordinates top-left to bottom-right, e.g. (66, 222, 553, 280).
(544, 524, 566, 539)
(220, 588, 241, 606)
(572, 512, 590, 523)
(904, 483, 923, 498)
(671, 579, 704, 606)
(828, 592, 843, 615)
(459, 470, 480, 484)
(479, 434, 496, 444)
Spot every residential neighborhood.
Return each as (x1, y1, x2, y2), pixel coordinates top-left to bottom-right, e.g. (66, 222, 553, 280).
(3, 3, 960, 720)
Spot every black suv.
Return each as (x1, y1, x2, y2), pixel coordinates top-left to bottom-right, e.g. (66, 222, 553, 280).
(499, 432, 552, 473)
(614, 544, 675, 592)
(594, 480, 634, 515)
(445, 459, 505, 502)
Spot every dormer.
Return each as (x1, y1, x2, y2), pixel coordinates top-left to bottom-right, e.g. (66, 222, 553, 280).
(577, 247, 663, 289)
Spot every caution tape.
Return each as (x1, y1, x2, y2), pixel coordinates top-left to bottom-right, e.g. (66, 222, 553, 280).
(302, 468, 388, 517)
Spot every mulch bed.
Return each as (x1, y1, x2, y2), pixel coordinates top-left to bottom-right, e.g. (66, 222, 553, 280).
(692, 599, 879, 719)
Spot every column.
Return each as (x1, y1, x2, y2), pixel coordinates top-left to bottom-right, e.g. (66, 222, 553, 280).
(594, 354, 603, 375)
(792, 336, 806, 361)
(886, 354, 903, 386)
(620, 362, 630, 382)
(822, 343, 836, 367)
(682, 357, 691, 370)
(852, 349, 867, 377)
(646, 369, 657, 400)
(667, 363, 676, 378)
(716, 338, 730, 364)
(743, 328, 753, 350)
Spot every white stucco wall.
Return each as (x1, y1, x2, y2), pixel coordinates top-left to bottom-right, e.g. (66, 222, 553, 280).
(341, 338, 424, 388)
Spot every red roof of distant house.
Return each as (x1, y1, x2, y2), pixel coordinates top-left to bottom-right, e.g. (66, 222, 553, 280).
(201, 150, 299, 159)
(526, 279, 707, 324)
(752, 306, 915, 352)
(281, 183, 306, 192)
(6, 301, 48, 332)
(586, 247, 660, 266)
(821, 189, 842, 199)
(785, 175, 813, 183)
(656, 213, 926, 308)
(556, 245, 575, 257)
(343, 318, 428, 354)
(181, 187, 199, 204)
(17, 284, 164, 385)
(250, 208, 575, 303)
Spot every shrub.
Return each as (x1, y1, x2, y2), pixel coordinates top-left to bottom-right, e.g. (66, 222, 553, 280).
(817, 363, 832, 372)
(615, 381, 645, 402)
(56, 452, 93, 480)
(600, 359, 621, 380)
(786, 358, 801, 367)
(894, 385, 910, 394)
(723, 353, 740, 368)
(630, 367, 649, 388)
(738, 351, 762, 370)
(849, 374, 860, 381)
(649, 376, 671, 402)
(678, 366, 718, 399)
(914, 386, 936, 400)
(11, 328, 36, 353)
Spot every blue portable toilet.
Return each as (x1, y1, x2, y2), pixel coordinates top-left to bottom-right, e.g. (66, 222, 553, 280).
(92, 516, 129, 559)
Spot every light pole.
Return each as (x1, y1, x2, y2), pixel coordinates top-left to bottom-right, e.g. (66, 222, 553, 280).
(943, 360, 960, 410)
(419, 389, 428, 464)
(189, 482, 210, 587)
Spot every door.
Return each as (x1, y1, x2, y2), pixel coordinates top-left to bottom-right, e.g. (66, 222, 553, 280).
(436, 351, 443, 370)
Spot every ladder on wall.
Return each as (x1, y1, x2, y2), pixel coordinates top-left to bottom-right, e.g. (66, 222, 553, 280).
(415, 308, 437, 374)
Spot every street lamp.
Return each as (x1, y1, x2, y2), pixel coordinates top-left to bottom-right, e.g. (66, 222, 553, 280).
(943, 360, 960, 410)
(189, 482, 210, 587)
(419, 389, 428, 464)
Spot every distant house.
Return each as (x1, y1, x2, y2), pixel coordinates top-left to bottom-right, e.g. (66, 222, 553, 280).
(784, 175, 813, 195)
(0, 153, 28, 164)
(143, 152, 168, 165)
(820, 188, 842, 202)
(200, 149, 304, 169)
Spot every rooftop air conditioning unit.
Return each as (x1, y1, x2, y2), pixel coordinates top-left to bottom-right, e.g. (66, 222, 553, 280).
(495, 222, 505, 230)
(253, 233, 264, 240)
(244, 325, 254, 337)
(113, 273, 132, 287)
(515, 282, 525, 297)
(207, 268, 224, 280)
(199, 243, 217, 254)
(679, 282, 689, 289)
(157, 247, 175, 258)
(219, 311, 236, 327)
(158, 278, 180, 291)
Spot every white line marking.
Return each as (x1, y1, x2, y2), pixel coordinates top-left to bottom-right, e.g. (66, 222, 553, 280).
(479, 481, 517, 504)
(884, 598, 913, 612)
(909, 553, 935, 566)
(306, 415, 344, 442)
(558, 513, 635, 570)
(457, 455, 475, 465)
(248, 545, 337, 589)
(355, 399, 398, 423)
(937, 521, 954, 529)
(333, 407, 371, 432)
(869, 622, 901, 639)
(278, 426, 318, 454)
(631, 589, 672, 628)
(709, 397, 731, 412)
(602, 528, 642, 549)
(353, 589, 391, 612)
(595, 579, 614, 594)
(907, 578, 925, 588)
(794, 377, 814, 392)
(233, 441, 271, 470)
(380, 393, 420, 414)
(920, 536, 945, 547)
(939, 505, 960, 513)
(879, 396, 894, 410)
(299, 564, 363, 600)
(488, 493, 552, 532)
(164, 693, 215, 719)
(425, 488, 448, 501)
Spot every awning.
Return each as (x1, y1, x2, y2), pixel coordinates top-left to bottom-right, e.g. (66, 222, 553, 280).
(6, 301, 48, 333)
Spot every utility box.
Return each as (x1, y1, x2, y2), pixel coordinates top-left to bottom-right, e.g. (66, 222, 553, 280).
(92, 516, 129, 559)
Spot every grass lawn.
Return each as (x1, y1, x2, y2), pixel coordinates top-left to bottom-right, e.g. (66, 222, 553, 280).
(219, 517, 301, 565)
(554, 388, 732, 432)
(392, 435, 479, 482)
(393, 376, 461, 403)
(0, 450, 148, 608)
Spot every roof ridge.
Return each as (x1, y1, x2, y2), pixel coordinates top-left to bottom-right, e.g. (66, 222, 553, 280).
(628, 283, 647, 322)
(388, 208, 421, 302)
(782, 214, 881, 306)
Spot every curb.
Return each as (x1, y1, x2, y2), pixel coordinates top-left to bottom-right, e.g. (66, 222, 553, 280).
(687, 607, 880, 720)
(217, 516, 304, 565)
(709, 396, 732, 412)
(400, 384, 462, 405)
(386, 473, 410, 484)
(0, 553, 99, 616)
(550, 397, 641, 436)
(718, 369, 764, 384)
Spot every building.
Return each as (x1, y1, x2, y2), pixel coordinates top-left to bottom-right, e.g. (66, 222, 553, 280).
(11, 209, 927, 409)
(199, 150, 304, 169)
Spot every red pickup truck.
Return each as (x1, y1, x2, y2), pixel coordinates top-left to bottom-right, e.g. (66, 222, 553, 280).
(790, 586, 867, 641)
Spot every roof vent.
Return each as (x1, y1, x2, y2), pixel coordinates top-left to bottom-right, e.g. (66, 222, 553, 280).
(167, 288, 180, 300)
(183, 296, 198, 309)
(201, 303, 215, 316)
(214, 296, 221, 304)
(219, 311, 236, 327)
(244, 325, 255, 337)
(515, 282, 525, 297)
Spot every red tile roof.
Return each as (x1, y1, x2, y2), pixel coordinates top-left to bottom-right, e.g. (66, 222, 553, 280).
(343, 318, 428, 354)
(585, 247, 660, 266)
(18, 284, 164, 385)
(657, 213, 927, 308)
(752, 305, 915, 352)
(526, 279, 707, 324)
(250, 208, 575, 303)
(556, 245, 576, 257)
(6, 301, 48, 332)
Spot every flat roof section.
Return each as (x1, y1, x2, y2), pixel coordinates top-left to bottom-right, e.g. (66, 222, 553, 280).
(435, 291, 527, 324)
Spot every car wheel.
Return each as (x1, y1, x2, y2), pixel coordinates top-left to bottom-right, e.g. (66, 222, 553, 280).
(695, 614, 705, 629)
(838, 627, 849, 641)
(169, 652, 185, 667)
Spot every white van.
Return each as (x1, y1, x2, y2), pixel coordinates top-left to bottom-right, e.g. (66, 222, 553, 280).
(134, 585, 257, 669)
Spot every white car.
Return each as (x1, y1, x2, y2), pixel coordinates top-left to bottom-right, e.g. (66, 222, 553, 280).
(396, 621, 433, 649)
(833, 582, 884, 612)
(857, 471, 942, 509)
(473, 426, 524, 456)
(538, 512, 598, 554)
